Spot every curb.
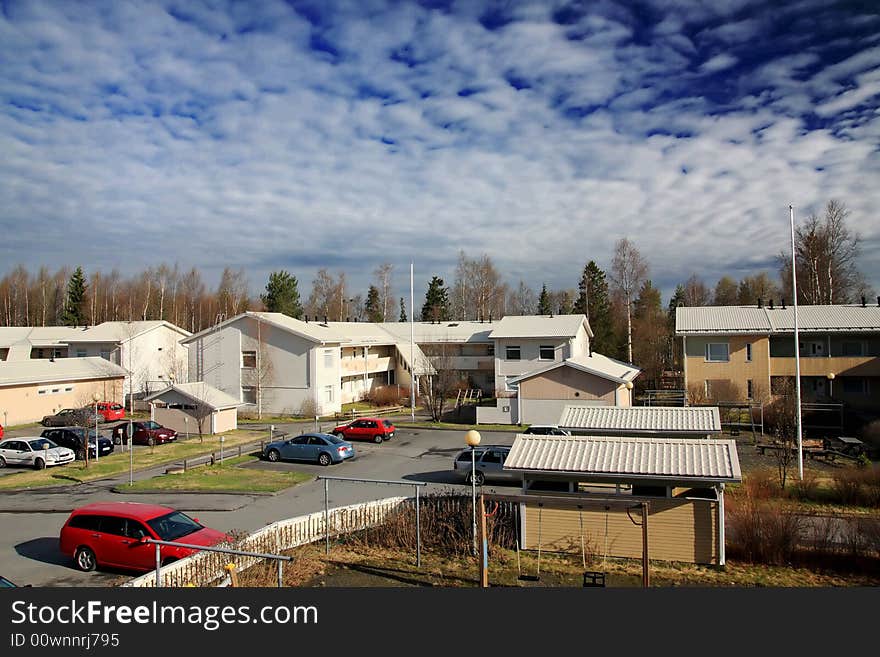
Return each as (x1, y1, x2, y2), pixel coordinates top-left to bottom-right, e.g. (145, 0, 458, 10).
(109, 486, 282, 497)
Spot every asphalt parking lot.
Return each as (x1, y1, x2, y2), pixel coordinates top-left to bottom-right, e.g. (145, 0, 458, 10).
(0, 426, 520, 586)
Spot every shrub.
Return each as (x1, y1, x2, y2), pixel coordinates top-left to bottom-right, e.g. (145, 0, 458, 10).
(298, 398, 318, 418)
(831, 469, 865, 506)
(369, 385, 405, 407)
(791, 470, 820, 501)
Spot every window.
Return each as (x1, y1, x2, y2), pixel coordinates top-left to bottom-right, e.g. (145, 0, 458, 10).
(76, 350, 87, 358)
(842, 378, 868, 395)
(745, 343, 752, 362)
(539, 345, 555, 360)
(64, 387, 73, 392)
(100, 350, 110, 361)
(488, 345, 494, 357)
(241, 350, 257, 368)
(505, 346, 521, 361)
(841, 341, 864, 357)
(705, 343, 729, 362)
(747, 379, 753, 399)
(241, 386, 257, 404)
(324, 385, 334, 403)
(324, 349, 335, 368)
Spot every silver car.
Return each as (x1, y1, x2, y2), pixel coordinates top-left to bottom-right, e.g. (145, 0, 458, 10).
(452, 445, 518, 486)
(0, 437, 75, 470)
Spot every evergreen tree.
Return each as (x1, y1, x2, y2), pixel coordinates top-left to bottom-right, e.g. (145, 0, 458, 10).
(576, 261, 616, 355)
(667, 284, 686, 331)
(632, 280, 667, 386)
(365, 285, 382, 323)
(399, 297, 407, 322)
(61, 266, 87, 326)
(537, 284, 552, 315)
(421, 276, 451, 321)
(260, 270, 302, 318)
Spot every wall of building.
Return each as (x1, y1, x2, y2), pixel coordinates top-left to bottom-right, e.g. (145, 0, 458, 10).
(494, 338, 568, 391)
(684, 335, 771, 399)
(518, 367, 619, 404)
(522, 497, 719, 565)
(0, 376, 124, 425)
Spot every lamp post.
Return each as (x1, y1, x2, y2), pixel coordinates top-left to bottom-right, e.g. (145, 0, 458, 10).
(93, 392, 100, 464)
(625, 380, 634, 404)
(789, 205, 804, 480)
(827, 372, 835, 399)
(464, 429, 481, 555)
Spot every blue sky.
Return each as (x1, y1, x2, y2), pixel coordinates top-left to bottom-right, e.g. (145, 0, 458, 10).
(1, 0, 879, 304)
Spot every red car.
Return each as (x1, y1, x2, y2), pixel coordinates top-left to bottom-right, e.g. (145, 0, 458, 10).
(96, 402, 125, 422)
(110, 421, 177, 446)
(331, 417, 395, 444)
(0, 424, 4, 440)
(60, 502, 231, 572)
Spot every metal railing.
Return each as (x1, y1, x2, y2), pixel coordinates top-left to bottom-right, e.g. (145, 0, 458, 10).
(145, 538, 292, 588)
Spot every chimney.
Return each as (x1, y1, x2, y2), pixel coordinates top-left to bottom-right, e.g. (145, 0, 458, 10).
(305, 315, 309, 322)
(757, 297, 763, 308)
(488, 313, 492, 323)
(323, 315, 327, 324)
(782, 298, 786, 309)
(346, 317, 350, 322)
(877, 296, 880, 307)
(769, 299, 774, 310)
(861, 296, 866, 308)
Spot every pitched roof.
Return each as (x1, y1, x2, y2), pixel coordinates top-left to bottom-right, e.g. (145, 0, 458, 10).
(508, 353, 640, 386)
(0, 357, 127, 387)
(67, 321, 191, 343)
(504, 434, 741, 483)
(489, 314, 592, 339)
(676, 304, 880, 334)
(377, 320, 497, 343)
(181, 312, 349, 345)
(558, 405, 721, 435)
(0, 326, 88, 352)
(144, 382, 243, 410)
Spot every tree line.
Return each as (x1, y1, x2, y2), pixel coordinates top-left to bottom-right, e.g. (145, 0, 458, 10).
(1, 200, 872, 384)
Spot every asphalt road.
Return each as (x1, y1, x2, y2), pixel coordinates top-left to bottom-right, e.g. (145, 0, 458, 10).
(1, 426, 520, 587)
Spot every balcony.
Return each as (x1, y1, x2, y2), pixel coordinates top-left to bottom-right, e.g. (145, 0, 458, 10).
(770, 356, 880, 377)
(340, 356, 392, 376)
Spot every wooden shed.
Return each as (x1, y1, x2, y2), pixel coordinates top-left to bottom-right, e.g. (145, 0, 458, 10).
(503, 434, 742, 566)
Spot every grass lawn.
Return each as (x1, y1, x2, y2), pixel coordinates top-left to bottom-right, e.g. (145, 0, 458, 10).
(125, 455, 312, 493)
(0, 431, 267, 491)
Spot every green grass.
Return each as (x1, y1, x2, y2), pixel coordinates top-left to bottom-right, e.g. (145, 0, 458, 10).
(0, 431, 268, 491)
(125, 455, 312, 493)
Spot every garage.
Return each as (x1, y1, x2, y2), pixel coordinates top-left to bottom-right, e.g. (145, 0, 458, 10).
(144, 382, 243, 436)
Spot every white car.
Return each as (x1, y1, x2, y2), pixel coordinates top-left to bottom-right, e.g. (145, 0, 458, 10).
(0, 437, 75, 470)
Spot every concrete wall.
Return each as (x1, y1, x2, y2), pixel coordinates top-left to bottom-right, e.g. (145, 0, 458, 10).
(0, 376, 124, 425)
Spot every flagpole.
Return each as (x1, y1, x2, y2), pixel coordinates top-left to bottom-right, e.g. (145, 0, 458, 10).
(410, 262, 415, 422)
(790, 205, 804, 480)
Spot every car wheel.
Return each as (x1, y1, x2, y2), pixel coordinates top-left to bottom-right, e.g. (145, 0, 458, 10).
(267, 449, 281, 462)
(0, 456, 6, 468)
(373, 434, 383, 444)
(468, 471, 485, 486)
(33, 457, 45, 471)
(318, 452, 332, 466)
(74, 546, 97, 572)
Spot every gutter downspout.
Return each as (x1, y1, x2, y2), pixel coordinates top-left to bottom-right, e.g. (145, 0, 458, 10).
(718, 483, 725, 566)
(682, 335, 687, 404)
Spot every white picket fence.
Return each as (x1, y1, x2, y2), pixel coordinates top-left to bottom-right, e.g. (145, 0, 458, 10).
(123, 496, 409, 587)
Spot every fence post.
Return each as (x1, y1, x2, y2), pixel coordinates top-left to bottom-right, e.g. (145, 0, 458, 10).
(415, 484, 421, 569)
(155, 543, 161, 587)
(324, 479, 330, 555)
(183, 459, 187, 472)
(238, 445, 242, 458)
(277, 560, 283, 588)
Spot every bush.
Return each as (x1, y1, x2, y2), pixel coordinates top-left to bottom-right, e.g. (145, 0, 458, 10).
(831, 469, 865, 506)
(791, 470, 820, 501)
(369, 385, 407, 407)
(299, 398, 318, 418)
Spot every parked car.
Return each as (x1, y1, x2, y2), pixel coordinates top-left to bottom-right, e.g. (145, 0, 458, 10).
(523, 425, 571, 436)
(40, 427, 113, 460)
(264, 432, 355, 466)
(60, 502, 232, 572)
(331, 417, 395, 444)
(0, 437, 75, 470)
(0, 424, 4, 439)
(0, 575, 24, 587)
(452, 445, 517, 486)
(40, 408, 104, 427)
(109, 421, 177, 446)
(96, 402, 125, 422)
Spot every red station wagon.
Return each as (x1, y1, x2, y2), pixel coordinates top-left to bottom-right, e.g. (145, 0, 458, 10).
(331, 417, 395, 444)
(60, 502, 231, 572)
(96, 402, 125, 422)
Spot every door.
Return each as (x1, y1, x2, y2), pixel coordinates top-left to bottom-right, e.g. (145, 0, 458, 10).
(362, 420, 379, 440)
(95, 516, 130, 567)
(307, 435, 329, 462)
(281, 435, 310, 460)
(345, 420, 367, 440)
(122, 519, 156, 571)
(2, 441, 26, 466)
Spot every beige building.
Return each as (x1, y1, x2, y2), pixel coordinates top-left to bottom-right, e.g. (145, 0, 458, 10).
(0, 357, 127, 425)
(676, 303, 880, 410)
(144, 383, 243, 435)
(504, 434, 742, 566)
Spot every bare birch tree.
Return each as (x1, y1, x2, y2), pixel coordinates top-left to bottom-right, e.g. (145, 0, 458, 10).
(610, 238, 648, 364)
(373, 262, 397, 321)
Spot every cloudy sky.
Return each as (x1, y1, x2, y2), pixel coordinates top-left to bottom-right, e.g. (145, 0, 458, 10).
(1, 0, 879, 304)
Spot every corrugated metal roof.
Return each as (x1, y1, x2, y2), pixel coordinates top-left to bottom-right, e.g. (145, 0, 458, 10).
(504, 435, 741, 482)
(0, 357, 128, 387)
(489, 314, 589, 339)
(676, 304, 880, 334)
(69, 321, 191, 343)
(558, 405, 721, 434)
(145, 382, 243, 410)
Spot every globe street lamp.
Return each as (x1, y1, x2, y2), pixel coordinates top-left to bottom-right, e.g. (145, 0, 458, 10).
(827, 372, 835, 398)
(464, 429, 481, 555)
(93, 392, 101, 464)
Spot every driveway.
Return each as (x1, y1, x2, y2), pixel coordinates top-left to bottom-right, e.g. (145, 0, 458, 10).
(1, 426, 521, 586)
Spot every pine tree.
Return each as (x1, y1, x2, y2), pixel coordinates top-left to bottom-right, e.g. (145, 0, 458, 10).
(537, 284, 552, 315)
(260, 270, 302, 318)
(633, 280, 666, 386)
(365, 285, 382, 323)
(61, 266, 87, 326)
(399, 297, 407, 322)
(576, 262, 616, 355)
(667, 284, 686, 331)
(421, 276, 451, 321)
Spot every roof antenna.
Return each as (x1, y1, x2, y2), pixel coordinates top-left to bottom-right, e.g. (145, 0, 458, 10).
(862, 296, 866, 308)
(757, 297, 763, 308)
(782, 298, 786, 310)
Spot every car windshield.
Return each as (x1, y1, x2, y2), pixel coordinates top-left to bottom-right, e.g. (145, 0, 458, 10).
(382, 420, 394, 427)
(143, 421, 161, 430)
(28, 439, 58, 450)
(146, 511, 203, 542)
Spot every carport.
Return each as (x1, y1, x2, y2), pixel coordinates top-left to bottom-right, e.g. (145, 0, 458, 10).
(503, 434, 741, 565)
(144, 382, 243, 435)
(558, 405, 722, 438)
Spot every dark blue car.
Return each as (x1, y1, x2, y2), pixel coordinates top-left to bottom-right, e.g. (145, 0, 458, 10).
(264, 432, 355, 466)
